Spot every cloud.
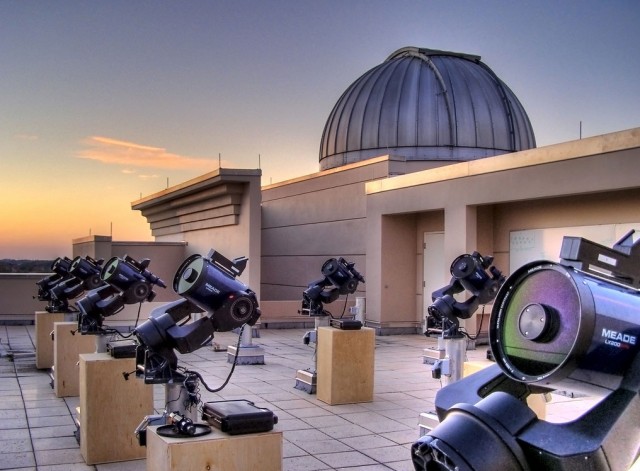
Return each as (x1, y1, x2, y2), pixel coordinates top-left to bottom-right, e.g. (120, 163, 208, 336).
(14, 133, 38, 141)
(77, 136, 216, 171)
(121, 168, 137, 174)
(138, 174, 160, 180)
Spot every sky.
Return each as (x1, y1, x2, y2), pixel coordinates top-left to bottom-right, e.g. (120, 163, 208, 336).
(1, 1, 639, 260)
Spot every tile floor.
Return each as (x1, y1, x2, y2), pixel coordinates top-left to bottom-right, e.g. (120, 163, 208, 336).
(0, 324, 606, 471)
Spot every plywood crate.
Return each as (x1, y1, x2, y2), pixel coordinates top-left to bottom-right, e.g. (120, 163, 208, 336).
(35, 311, 65, 369)
(79, 353, 154, 464)
(146, 425, 283, 471)
(53, 321, 95, 397)
(317, 326, 375, 405)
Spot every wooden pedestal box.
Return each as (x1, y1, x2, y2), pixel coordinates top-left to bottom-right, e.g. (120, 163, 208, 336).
(79, 353, 154, 464)
(317, 326, 375, 405)
(35, 311, 65, 369)
(53, 322, 95, 397)
(146, 426, 283, 471)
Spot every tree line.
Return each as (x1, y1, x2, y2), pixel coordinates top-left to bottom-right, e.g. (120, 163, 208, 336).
(0, 259, 54, 273)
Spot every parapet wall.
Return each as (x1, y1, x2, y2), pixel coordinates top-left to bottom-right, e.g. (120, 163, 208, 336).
(0, 273, 51, 322)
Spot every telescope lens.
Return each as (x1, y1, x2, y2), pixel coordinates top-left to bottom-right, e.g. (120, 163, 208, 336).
(70, 256, 82, 272)
(490, 260, 640, 392)
(451, 254, 490, 294)
(450, 254, 478, 278)
(51, 257, 72, 275)
(321, 258, 338, 276)
(182, 268, 198, 284)
(490, 263, 589, 384)
(229, 296, 255, 322)
(102, 257, 120, 281)
(174, 256, 204, 293)
(174, 252, 260, 330)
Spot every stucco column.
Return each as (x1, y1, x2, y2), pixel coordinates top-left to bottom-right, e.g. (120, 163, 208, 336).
(364, 212, 383, 326)
(244, 177, 262, 300)
(443, 204, 478, 332)
(72, 235, 113, 262)
(364, 213, 418, 333)
(444, 204, 477, 263)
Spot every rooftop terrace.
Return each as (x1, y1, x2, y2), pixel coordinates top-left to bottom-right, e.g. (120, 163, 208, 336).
(0, 324, 606, 471)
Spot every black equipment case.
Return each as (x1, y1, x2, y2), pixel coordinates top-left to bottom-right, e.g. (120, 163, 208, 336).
(202, 400, 278, 435)
(107, 339, 138, 358)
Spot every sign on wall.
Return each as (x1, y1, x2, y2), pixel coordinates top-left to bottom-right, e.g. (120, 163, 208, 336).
(510, 223, 640, 273)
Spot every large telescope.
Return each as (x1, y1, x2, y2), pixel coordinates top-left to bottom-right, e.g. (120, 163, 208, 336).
(412, 230, 640, 471)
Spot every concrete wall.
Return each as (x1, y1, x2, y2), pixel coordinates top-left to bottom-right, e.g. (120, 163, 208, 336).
(72, 235, 115, 264)
(259, 157, 406, 324)
(68, 236, 189, 326)
(365, 127, 640, 333)
(491, 189, 640, 270)
(0, 274, 49, 320)
(132, 169, 262, 296)
(260, 156, 414, 305)
(0, 271, 177, 327)
(72, 236, 187, 303)
(67, 128, 637, 336)
(0, 237, 188, 322)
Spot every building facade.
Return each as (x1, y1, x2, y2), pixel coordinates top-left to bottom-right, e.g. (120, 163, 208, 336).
(131, 48, 640, 334)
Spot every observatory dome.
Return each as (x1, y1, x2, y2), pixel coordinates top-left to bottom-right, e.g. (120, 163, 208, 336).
(319, 47, 536, 171)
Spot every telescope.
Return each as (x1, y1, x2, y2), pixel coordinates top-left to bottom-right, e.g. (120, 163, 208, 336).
(425, 251, 504, 384)
(412, 230, 640, 471)
(300, 257, 365, 317)
(131, 250, 261, 443)
(76, 255, 166, 335)
(36, 257, 74, 312)
(69, 255, 105, 291)
(295, 257, 365, 394)
(35, 257, 73, 302)
(35, 256, 92, 313)
(426, 251, 505, 339)
(134, 249, 260, 384)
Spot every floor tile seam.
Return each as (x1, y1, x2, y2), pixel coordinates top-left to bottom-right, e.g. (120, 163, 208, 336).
(59, 395, 81, 437)
(24, 325, 37, 350)
(295, 438, 359, 455)
(334, 435, 398, 449)
(312, 449, 386, 468)
(0, 450, 37, 471)
(301, 414, 411, 438)
(333, 409, 415, 427)
(6, 346, 36, 460)
(12, 345, 90, 467)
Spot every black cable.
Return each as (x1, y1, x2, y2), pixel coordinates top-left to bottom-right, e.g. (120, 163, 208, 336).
(183, 324, 245, 393)
(118, 302, 144, 338)
(339, 293, 349, 318)
(164, 394, 183, 412)
(134, 301, 143, 327)
(460, 305, 486, 341)
(113, 329, 132, 338)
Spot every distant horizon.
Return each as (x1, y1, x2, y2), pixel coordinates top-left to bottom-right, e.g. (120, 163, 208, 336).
(2, 257, 54, 261)
(2, 1, 638, 259)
